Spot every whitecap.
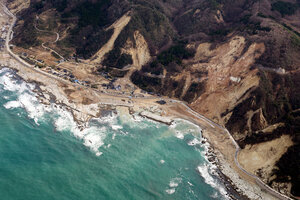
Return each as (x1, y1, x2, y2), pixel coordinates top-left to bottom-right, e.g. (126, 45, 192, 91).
(0, 70, 34, 93)
(165, 188, 175, 194)
(111, 125, 122, 130)
(197, 164, 228, 199)
(169, 177, 182, 188)
(4, 100, 21, 109)
(165, 177, 182, 194)
(188, 138, 201, 146)
(0, 69, 108, 156)
(187, 181, 193, 186)
(169, 119, 203, 140)
(83, 128, 106, 155)
(174, 131, 184, 139)
(96, 152, 103, 157)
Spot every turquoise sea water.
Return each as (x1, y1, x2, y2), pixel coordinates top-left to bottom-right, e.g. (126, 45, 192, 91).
(0, 68, 229, 200)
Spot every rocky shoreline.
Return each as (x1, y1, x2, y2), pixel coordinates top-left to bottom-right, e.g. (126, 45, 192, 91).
(0, 63, 275, 200)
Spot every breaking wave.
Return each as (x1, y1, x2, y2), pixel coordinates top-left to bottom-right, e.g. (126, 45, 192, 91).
(0, 68, 119, 156)
(0, 67, 232, 199)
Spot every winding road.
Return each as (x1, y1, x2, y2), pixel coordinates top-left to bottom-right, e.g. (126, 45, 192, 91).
(0, 3, 293, 200)
(34, 16, 64, 60)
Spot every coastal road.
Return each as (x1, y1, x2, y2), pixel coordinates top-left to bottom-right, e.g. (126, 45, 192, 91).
(1, 3, 292, 200)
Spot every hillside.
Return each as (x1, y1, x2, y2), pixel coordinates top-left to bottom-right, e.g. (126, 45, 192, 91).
(8, 0, 300, 198)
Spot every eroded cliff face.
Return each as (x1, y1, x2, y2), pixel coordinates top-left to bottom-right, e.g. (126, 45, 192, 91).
(8, 0, 300, 197)
(121, 31, 151, 70)
(190, 36, 265, 123)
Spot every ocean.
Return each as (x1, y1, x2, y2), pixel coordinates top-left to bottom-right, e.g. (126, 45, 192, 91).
(0, 67, 229, 200)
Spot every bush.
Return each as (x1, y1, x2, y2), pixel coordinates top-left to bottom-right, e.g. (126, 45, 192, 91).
(157, 43, 195, 66)
(71, 0, 111, 28)
(131, 71, 161, 92)
(117, 54, 133, 68)
(271, 1, 298, 16)
(102, 48, 133, 69)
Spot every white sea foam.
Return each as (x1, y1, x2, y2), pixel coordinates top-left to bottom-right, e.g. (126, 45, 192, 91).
(124, 113, 152, 129)
(83, 127, 106, 152)
(111, 125, 122, 130)
(174, 131, 184, 139)
(165, 188, 175, 194)
(0, 69, 108, 156)
(4, 100, 21, 109)
(1, 77, 48, 125)
(166, 177, 182, 195)
(197, 164, 228, 199)
(0, 69, 34, 93)
(188, 138, 201, 146)
(53, 108, 107, 156)
(169, 119, 203, 140)
(169, 178, 181, 188)
(97, 112, 118, 124)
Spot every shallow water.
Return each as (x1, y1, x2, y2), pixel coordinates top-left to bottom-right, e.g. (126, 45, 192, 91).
(0, 68, 229, 199)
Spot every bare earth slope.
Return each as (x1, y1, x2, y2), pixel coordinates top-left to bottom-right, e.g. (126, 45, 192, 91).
(8, 0, 300, 198)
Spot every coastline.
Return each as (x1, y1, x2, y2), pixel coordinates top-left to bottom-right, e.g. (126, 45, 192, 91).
(0, 63, 272, 199)
(0, 3, 284, 199)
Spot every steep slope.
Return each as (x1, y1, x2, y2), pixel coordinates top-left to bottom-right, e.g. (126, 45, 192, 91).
(8, 0, 300, 197)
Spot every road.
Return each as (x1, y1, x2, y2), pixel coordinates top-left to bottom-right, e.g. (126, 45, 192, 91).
(34, 16, 64, 59)
(1, 3, 292, 200)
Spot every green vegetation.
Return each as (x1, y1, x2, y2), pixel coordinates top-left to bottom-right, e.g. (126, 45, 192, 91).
(32, 1, 44, 11)
(273, 144, 300, 196)
(131, 71, 161, 92)
(208, 0, 224, 10)
(76, 1, 111, 28)
(54, 0, 67, 12)
(142, 61, 163, 75)
(183, 82, 205, 103)
(55, 0, 114, 58)
(14, 18, 40, 49)
(108, 68, 129, 78)
(291, 35, 300, 49)
(74, 28, 113, 59)
(115, 5, 175, 55)
(103, 4, 175, 69)
(141, 42, 195, 75)
(102, 48, 133, 69)
(51, 51, 61, 59)
(239, 14, 271, 34)
(271, 1, 298, 16)
(257, 12, 267, 18)
(157, 43, 195, 66)
(280, 23, 300, 48)
(91, 84, 98, 89)
(62, 0, 111, 28)
(282, 23, 300, 37)
(209, 29, 231, 37)
(131, 43, 196, 99)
